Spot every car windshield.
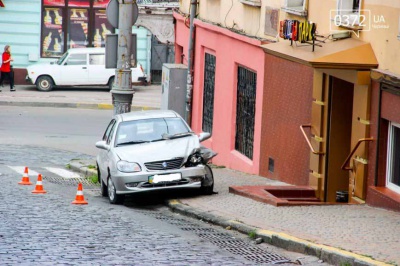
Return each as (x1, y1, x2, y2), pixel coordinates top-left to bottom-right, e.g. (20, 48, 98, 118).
(115, 117, 192, 146)
(57, 52, 69, 65)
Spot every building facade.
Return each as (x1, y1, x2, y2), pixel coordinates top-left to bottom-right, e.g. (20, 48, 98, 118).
(174, 0, 400, 211)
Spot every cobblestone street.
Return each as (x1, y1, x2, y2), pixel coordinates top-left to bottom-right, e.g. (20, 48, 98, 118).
(0, 145, 253, 265)
(0, 145, 326, 265)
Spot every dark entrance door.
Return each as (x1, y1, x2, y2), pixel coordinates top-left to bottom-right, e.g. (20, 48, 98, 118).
(151, 35, 174, 83)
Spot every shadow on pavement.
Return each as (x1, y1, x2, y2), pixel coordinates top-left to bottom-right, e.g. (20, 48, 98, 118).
(123, 189, 206, 208)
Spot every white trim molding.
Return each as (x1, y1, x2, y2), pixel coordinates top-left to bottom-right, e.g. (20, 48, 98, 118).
(239, 0, 261, 8)
(386, 121, 400, 194)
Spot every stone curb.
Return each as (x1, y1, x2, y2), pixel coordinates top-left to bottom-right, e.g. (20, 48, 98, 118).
(0, 101, 159, 110)
(69, 161, 98, 177)
(166, 199, 391, 266)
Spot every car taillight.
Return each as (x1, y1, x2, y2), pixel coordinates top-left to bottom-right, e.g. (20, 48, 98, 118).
(140, 65, 144, 73)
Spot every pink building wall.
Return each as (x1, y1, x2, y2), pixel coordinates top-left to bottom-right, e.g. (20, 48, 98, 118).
(174, 13, 267, 174)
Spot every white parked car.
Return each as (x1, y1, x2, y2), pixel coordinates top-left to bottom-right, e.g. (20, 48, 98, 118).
(95, 110, 217, 204)
(26, 48, 147, 92)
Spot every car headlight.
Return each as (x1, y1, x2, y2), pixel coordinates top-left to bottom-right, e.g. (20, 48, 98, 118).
(185, 150, 203, 167)
(117, 161, 141, 173)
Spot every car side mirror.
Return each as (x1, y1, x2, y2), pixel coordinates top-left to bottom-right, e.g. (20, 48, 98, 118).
(198, 132, 211, 142)
(95, 140, 110, 150)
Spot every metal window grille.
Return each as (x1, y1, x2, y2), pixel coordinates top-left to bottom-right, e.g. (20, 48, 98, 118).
(235, 67, 256, 159)
(202, 53, 216, 134)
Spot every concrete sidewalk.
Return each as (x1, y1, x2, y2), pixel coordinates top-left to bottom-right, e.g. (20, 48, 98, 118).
(0, 84, 161, 110)
(71, 160, 399, 266)
(2, 85, 399, 265)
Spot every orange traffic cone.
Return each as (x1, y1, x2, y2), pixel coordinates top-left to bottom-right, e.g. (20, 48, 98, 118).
(32, 174, 47, 194)
(71, 183, 88, 205)
(18, 167, 32, 185)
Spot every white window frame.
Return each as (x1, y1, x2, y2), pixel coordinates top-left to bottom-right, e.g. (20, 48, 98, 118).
(336, 0, 362, 27)
(398, 16, 400, 40)
(282, 0, 307, 17)
(386, 121, 400, 194)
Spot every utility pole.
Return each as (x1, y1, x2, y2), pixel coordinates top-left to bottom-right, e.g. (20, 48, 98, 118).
(106, 0, 138, 115)
(185, 0, 197, 125)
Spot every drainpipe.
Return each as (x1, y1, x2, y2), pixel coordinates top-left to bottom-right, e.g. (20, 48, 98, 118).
(184, 0, 197, 125)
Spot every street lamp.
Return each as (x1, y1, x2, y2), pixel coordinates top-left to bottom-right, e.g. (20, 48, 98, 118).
(106, 0, 139, 115)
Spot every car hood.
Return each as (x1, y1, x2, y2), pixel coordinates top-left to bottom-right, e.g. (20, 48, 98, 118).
(27, 61, 58, 71)
(115, 135, 200, 163)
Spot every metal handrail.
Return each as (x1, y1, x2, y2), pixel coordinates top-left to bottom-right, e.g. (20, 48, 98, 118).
(300, 124, 325, 155)
(341, 138, 374, 170)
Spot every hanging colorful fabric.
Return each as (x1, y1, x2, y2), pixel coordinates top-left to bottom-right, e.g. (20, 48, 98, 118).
(279, 21, 284, 39)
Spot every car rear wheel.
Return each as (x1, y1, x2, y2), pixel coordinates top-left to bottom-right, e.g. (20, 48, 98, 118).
(201, 165, 214, 195)
(36, 76, 54, 92)
(97, 165, 107, 197)
(108, 76, 114, 91)
(107, 176, 125, 204)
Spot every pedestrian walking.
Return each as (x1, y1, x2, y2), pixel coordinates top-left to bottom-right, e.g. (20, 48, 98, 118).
(0, 45, 15, 92)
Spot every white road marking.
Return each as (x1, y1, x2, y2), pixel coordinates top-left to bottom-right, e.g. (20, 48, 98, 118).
(44, 167, 81, 179)
(8, 166, 40, 177)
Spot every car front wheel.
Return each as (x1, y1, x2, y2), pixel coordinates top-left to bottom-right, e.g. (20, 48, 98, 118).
(36, 76, 54, 92)
(200, 165, 214, 195)
(107, 177, 125, 204)
(97, 165, 107, 197)
(108, 76, 114, 91)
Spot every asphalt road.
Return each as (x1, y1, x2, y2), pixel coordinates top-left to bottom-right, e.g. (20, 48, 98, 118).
(0, 106, 112, 156)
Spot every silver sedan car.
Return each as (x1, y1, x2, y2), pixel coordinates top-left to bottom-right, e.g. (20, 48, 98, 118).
(95, 110, 216, 204)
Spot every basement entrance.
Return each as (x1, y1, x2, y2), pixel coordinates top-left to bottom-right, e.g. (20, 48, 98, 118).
(325, 77, 354, 202)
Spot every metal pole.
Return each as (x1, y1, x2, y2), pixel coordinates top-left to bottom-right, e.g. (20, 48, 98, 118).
(111, 0, 134, 115)
(184, 0, 197, 125)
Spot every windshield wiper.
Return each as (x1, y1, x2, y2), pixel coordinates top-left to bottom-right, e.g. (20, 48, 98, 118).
(168, 132, 194, 139)
(150, 138, 165, 142)
(117, 140, 149, 146)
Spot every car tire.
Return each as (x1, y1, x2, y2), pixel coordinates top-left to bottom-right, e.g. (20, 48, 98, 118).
(97, 165, 107, 197)
(36, 76, 54, 92)
(201, 165, 214, 195)
(108, 76, 114, 91)
(107, 176, 125, 204)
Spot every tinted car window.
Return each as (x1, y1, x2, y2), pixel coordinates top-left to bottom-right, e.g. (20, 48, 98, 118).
(57, 52, 69, 65)
(65, 54, 87, 65)
(103, 119, 116, 142)
(89, 54, 105, 65)
(107, 122, 117, 145)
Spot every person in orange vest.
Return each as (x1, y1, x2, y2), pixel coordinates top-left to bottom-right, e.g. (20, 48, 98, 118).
(0, 45, 15, 92)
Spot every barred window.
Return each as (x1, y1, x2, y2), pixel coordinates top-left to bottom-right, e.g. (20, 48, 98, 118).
(235, 66, 256, 160)
(202, 53, 216, 134)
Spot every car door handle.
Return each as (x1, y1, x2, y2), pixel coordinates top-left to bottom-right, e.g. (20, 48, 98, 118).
(82, 67, 87, 69)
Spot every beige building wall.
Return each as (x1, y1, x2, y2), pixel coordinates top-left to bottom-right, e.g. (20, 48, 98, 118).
(179, 0, 283, 38)
(305, 0, 400, 73)
(179, 0, 400, 72)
